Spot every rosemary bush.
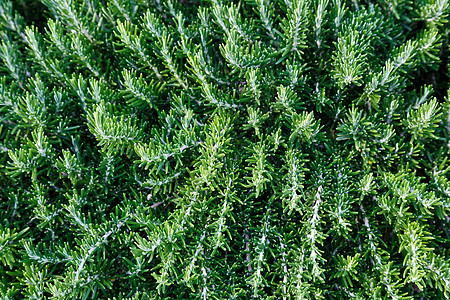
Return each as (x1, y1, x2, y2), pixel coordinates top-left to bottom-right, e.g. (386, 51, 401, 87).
(0, 0, 450, 298)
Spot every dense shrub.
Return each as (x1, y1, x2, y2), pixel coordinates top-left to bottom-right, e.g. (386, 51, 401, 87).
(0, 0, 450, 298)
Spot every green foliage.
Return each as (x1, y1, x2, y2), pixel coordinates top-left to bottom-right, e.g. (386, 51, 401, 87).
(0, 0, 449, 299)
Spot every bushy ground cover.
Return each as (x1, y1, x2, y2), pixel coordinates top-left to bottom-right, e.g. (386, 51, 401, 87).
(0, 0, 450, 298)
